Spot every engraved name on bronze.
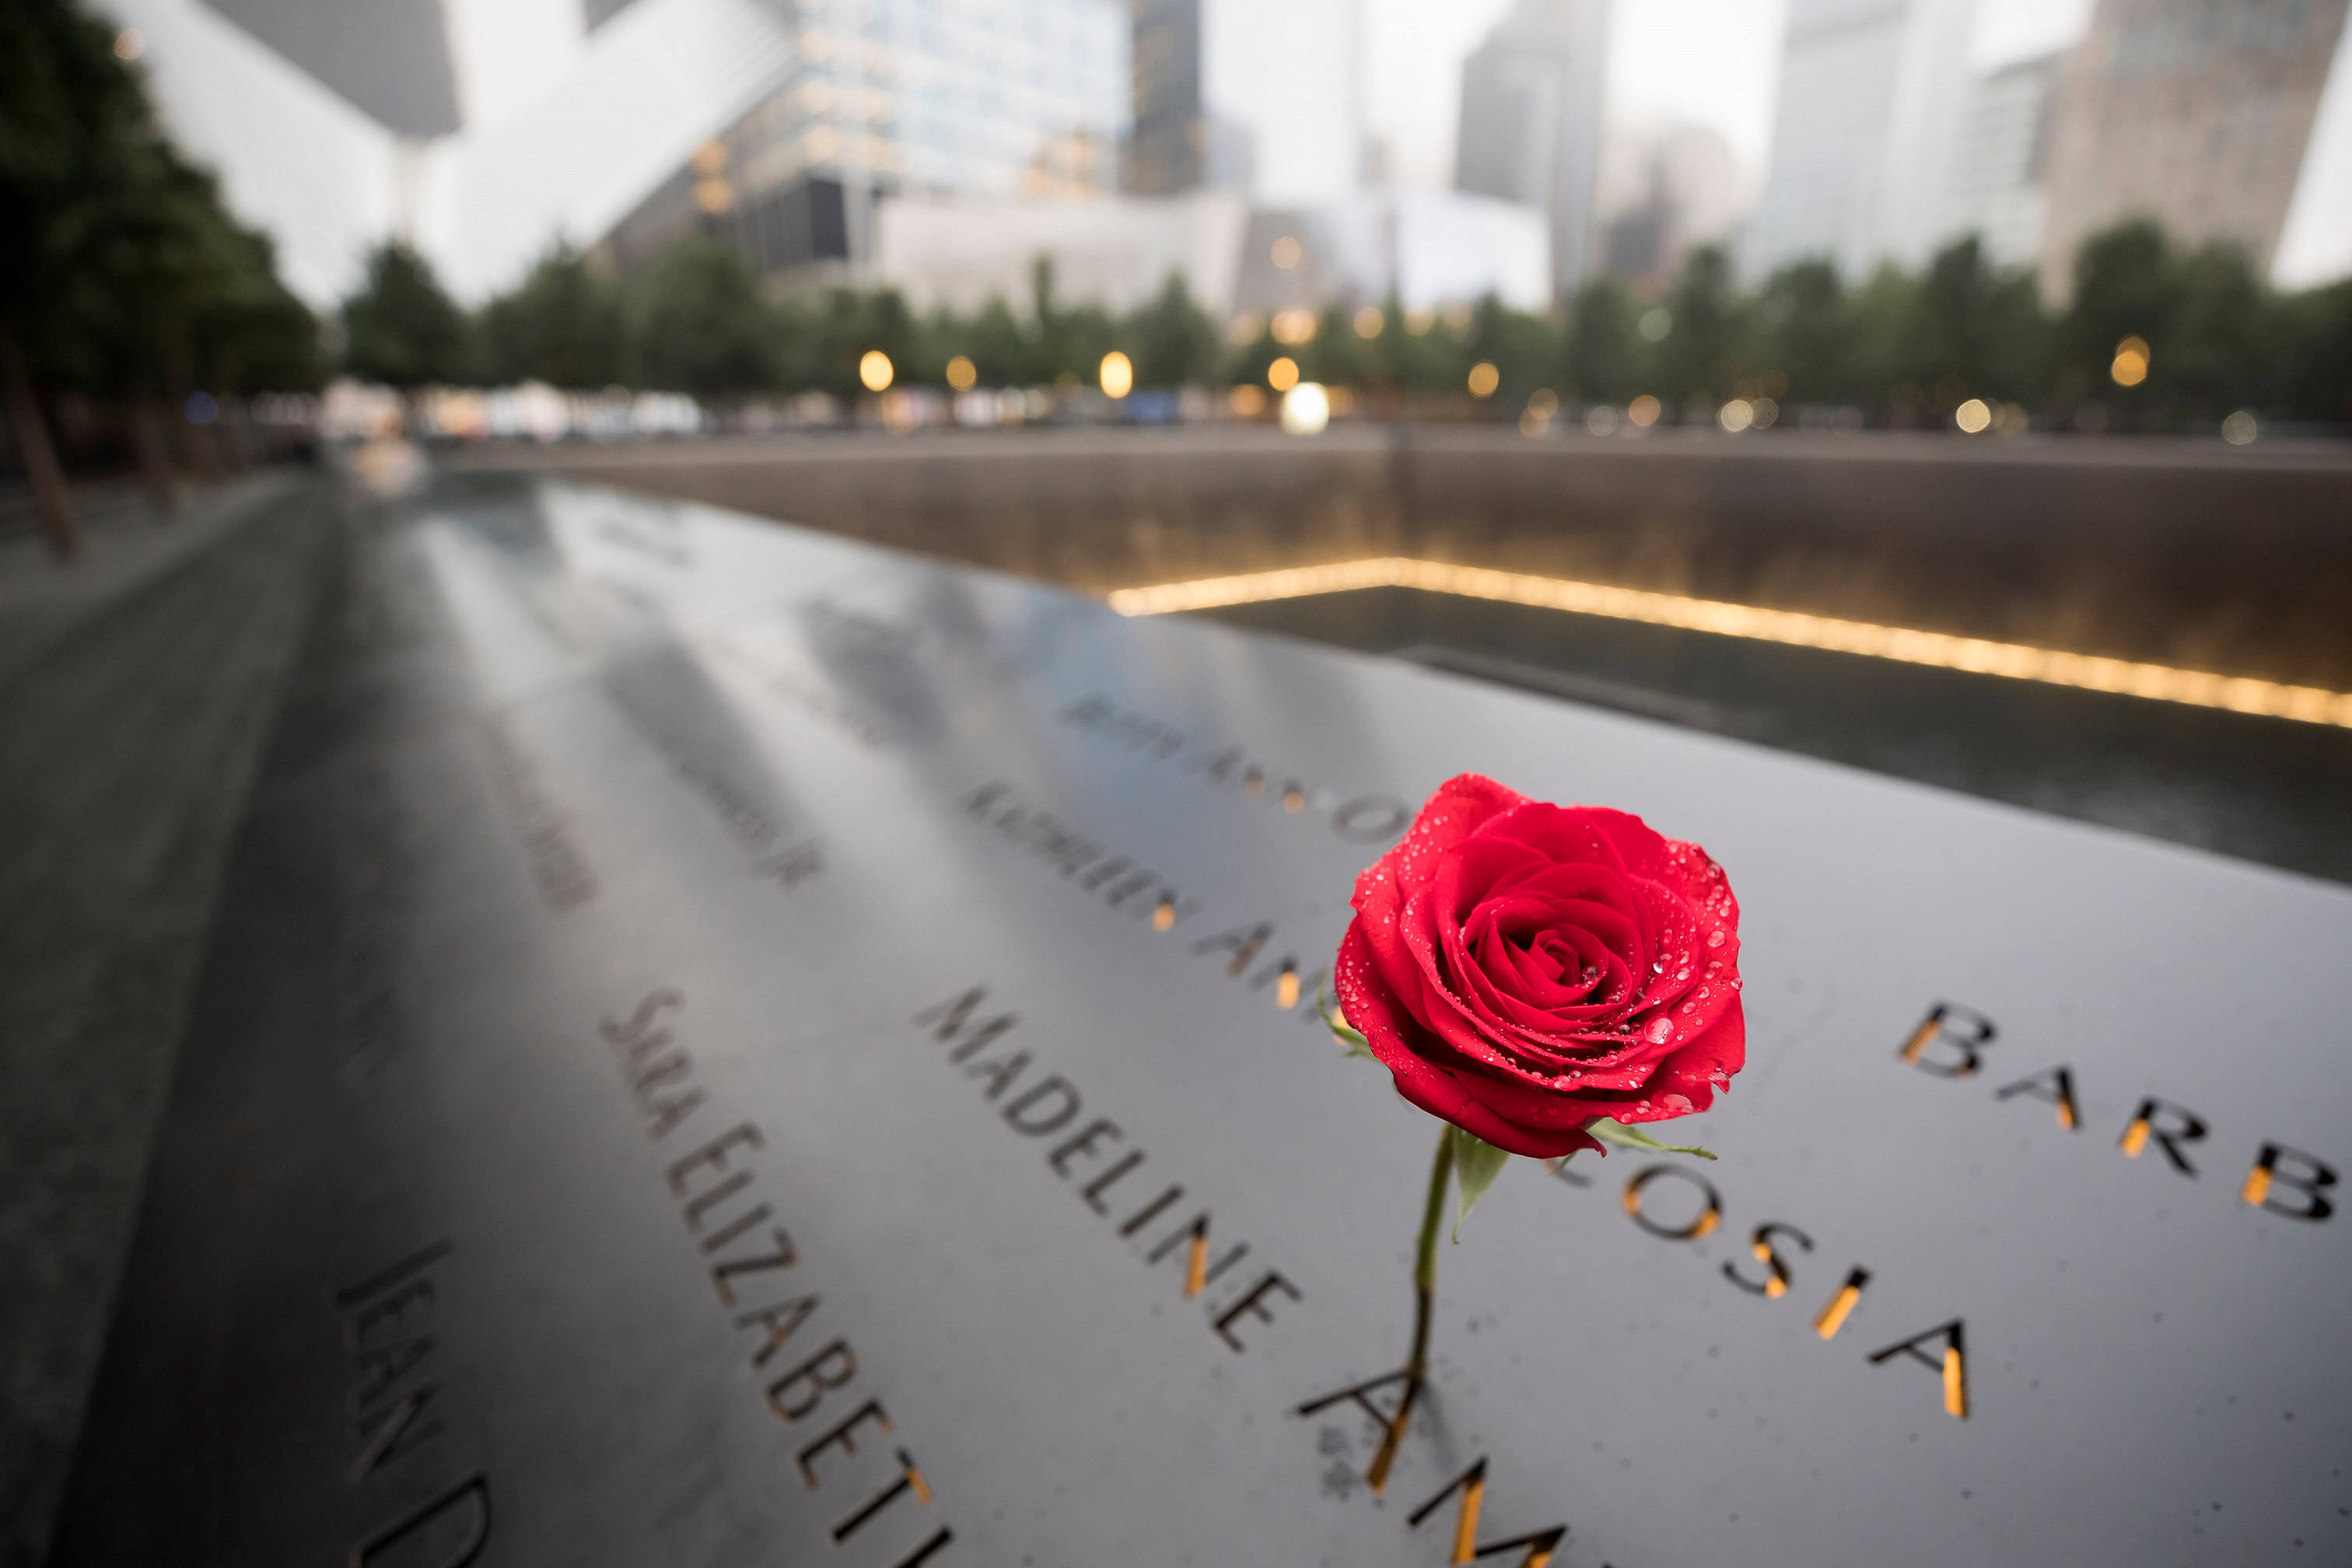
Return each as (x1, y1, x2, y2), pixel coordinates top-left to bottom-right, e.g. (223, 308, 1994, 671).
(334, 1239, 492, 1568)
(1059, 691, 1412, 845)
(912, 985, 1302, 1353)
(1902, 1001, 2339, 1222)
(476, 716, 598, 912)
(605, 673, 826, 891)
(604, 989, 953, 1566)
(959, 780, 1200, 930)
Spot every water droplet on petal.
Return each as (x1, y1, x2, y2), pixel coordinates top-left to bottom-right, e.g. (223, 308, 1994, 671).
(1646, 1017, 1674, 1044)
(1658, 1092, 1692, 1114)
(1706, 929, 1727, 948)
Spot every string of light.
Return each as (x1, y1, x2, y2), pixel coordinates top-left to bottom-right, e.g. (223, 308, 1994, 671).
(1106, 558, 2352, 730)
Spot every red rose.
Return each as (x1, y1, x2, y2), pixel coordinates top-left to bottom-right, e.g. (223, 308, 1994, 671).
(1335, 774, 1745, 1159)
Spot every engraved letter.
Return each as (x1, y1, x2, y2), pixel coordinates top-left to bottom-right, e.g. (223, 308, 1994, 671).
(1002, 1076, 1081, 1136)
(667, 1122, 763, 1195)
(1867, 1318, 1969, 1419)
(2119, 1097, 2207, 1176)
(1899, 1003, 1995, 1078)
(1722, 1221, 1814, 1299)
(1212, 1270, 1300, 1352)
(1407, 1458, 1566, 1566)
(2243, 1142, 2336, 1221)
(1995, 1065, 2081, 1129)
(352, 1472, 491, 1568)
(1621, 1164, 1723, 1241)
(767, 1339, 859, 1423)
(798, 1398, 893, 1486)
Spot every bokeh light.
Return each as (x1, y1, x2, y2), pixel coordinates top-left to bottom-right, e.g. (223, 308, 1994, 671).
(1466, 362, 1500, 398)
(1954, 397, 1992, 433)
(2111, 335, 2151, 387)
(859, 350, 894, 392)
(1267, 355, 1300, 392)
(1627, 394, 1662, 428)
(1098, 351, 1133, 399)
(945, 355, 977, 391)
(1279, 382, 1330, 436)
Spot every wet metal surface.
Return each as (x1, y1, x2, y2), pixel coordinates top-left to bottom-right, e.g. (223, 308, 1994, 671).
(54, 473, 2352, 1566)
(1208, 587, 2352, 887)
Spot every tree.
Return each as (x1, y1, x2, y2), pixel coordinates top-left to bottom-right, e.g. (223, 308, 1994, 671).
(342, 241, 474, 392)
(792, 285, 914, 402)
(961, 296, 1037, 388)
(1561, 276, 1643, 404)
(480, 243, 628, 389)
(1376, 300, 1466, 397)
(1847, 264, 1920, 418)
(1302, 300, 1377, 392)
(1125, 272, 1220, 390)
(1461, 294, 1559, 410)
(2060, 218, 2173, 421)
(1895, 235, 2046, 409)
(632, 239, 775, 401)
(1754, 260, 1853, 406)
(2278, 278, 2352, 425)
(2158, 243, 2274, 419)
(0, 0, 156, 555)
(1651, 244, 1747, 411)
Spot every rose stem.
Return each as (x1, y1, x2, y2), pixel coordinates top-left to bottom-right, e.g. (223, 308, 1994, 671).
(1367, 1123, 1453, 1492)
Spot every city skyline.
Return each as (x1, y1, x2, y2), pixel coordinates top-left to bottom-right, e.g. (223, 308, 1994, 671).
(86, 0, 2352, 307)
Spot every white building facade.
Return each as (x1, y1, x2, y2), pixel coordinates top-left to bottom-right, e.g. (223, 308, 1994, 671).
(1938, 51, 2060, 271)
(1744, 0, 1978, 281)
(1453, 0, 1612, 299)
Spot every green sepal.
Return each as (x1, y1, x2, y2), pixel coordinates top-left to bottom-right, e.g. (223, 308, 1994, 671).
(1318, 981, 1374, 1060)
(1587, 1116, 1717, 1161)
(1449, 1125, 1512, 1242)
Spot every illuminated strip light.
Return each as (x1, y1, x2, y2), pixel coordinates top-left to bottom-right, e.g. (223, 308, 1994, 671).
(1106, 558, 2352, 730)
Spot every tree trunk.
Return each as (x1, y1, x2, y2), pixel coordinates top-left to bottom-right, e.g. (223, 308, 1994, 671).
(173, 394, 218, 479)
(130, 396, 182, 520)
(0, 320, 76, 560)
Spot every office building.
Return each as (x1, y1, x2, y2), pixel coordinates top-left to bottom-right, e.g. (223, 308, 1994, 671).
(1454, 0, 1612, 298)
(2038, 0, 2350, 299)
(605, 0, 1129, 281)
(1122, 0, 1366, 206)
(1745, 0, 1977, 281)
(1938, 51, 2061, 270)
(874, 188, 1547, 323)
(1592, 116, 1748, 293)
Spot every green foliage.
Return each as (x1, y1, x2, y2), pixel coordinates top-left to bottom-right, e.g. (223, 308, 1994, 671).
(1652, 245, 1746, 409)
(1449, 1125, 1511, 1241)
(2278, 278, 2352, 425)
(3, 0, 320, 397)
(961, 296, 1038, 387)
(342, 242, 473, 390)
(480, 244, 628, 389)
(631, 239, 776, 399)
(1462, 294, 1559, 407)
(1302, 302, 1376, 389)
(1896, 236, 2045, 407)
(1126, 274, 1222, 390)
(1587, 1116, 1716, 1160)
(1562, 277, 1644, 403)
(1754, 260, 1853, 404)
